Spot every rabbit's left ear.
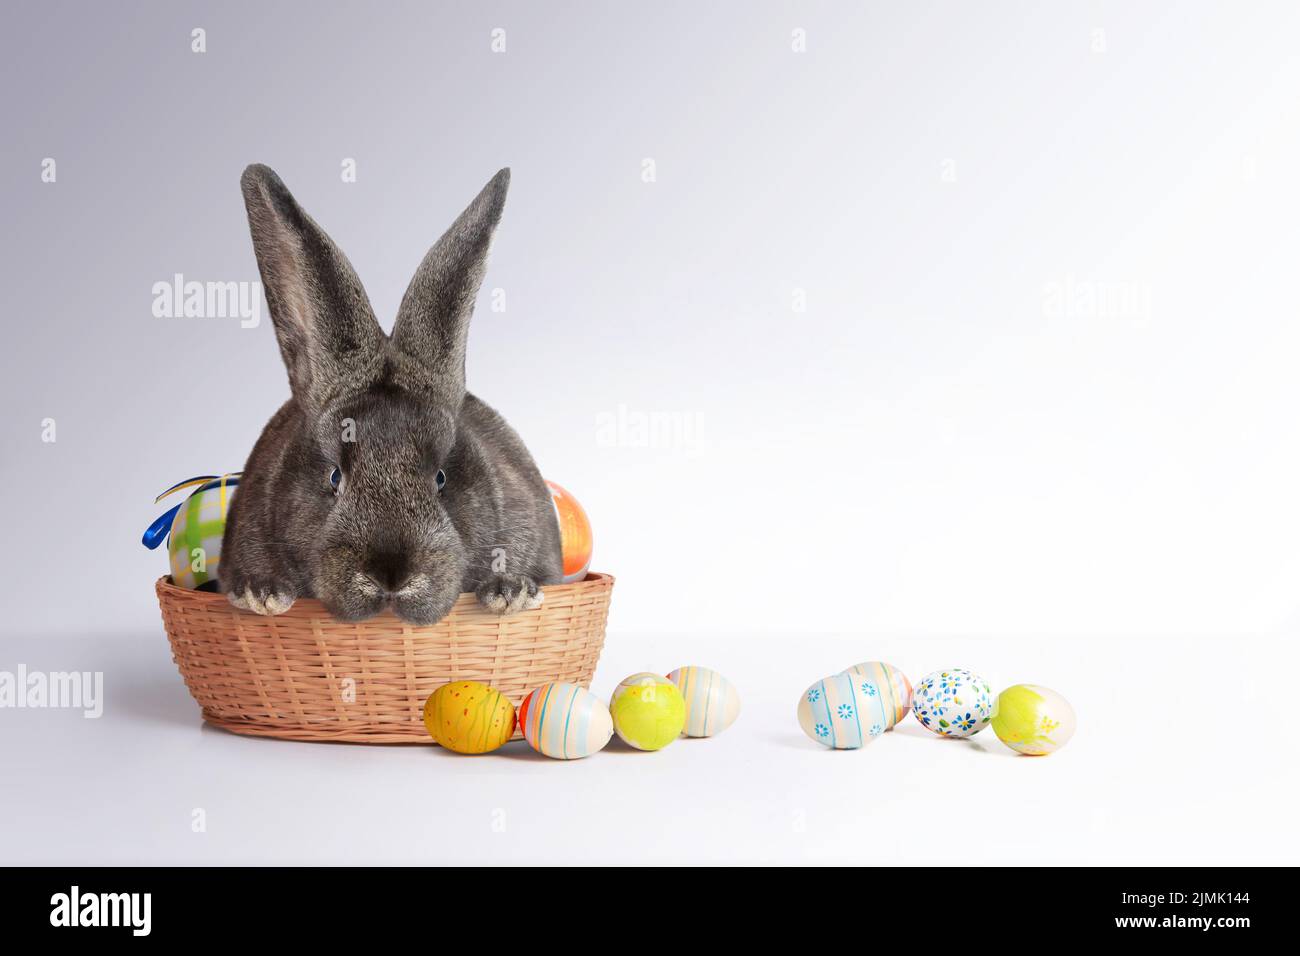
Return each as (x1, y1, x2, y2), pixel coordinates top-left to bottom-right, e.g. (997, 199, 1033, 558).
(391, 168, 510, 395)
(241, 164, 385, 409)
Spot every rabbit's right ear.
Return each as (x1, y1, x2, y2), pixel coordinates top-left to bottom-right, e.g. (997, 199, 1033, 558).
(240, 164, 384, 409)
(391, 168, 510, 398)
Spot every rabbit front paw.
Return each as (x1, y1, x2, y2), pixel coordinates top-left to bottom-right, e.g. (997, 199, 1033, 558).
(225, 577, 298, 616)
(476, 574, 544, 615)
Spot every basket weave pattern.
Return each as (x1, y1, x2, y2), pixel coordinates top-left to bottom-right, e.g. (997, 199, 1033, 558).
(156, 573, 613, 743)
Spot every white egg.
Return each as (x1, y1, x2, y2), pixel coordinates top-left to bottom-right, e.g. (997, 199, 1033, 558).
(667, 666, 740, 737)
(912, 667, 994, 738)
(797, 673, 889, 749)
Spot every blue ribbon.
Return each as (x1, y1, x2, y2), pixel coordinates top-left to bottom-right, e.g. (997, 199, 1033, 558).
(141, 473, 242, 550)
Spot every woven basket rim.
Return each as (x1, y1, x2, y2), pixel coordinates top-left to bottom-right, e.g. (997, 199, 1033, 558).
(154, 571, 613, 621)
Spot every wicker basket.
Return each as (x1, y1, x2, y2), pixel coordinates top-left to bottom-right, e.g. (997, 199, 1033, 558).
(156, 573, 613, 744)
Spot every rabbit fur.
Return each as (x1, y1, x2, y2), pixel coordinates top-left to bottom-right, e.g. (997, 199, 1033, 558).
(220, 165, 562, 625)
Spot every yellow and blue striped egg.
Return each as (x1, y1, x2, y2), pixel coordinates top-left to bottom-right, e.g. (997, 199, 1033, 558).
(517, 682, 613, 759)
(840, 661, 912, 730)
(666, 666, 740, 738)
(797, 673, 890, 749)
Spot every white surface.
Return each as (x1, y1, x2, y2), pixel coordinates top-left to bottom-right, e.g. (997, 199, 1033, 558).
(2, 628, 1294, 865)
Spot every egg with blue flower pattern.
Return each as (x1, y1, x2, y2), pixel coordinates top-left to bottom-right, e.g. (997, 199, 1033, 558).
(797, 673, 890, 749)
(840, 661, 912, 730)
(666, 666, 740, 738)
(912, 667, 994, 738)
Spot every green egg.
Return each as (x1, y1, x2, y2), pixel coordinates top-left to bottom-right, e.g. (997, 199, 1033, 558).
(609, 673, 686, 751)
(991, 684, 1076, 756)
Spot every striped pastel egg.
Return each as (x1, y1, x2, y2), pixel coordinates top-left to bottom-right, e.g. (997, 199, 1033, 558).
(666, 666, 740, 738)
(518, 683, 613, 759)
(841, 661, 912, 730)
(797, 673, 890, 749)
(422, 681, 516, 754)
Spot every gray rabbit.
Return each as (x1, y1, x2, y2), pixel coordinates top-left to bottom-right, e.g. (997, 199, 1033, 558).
(220, 165, 562, 625)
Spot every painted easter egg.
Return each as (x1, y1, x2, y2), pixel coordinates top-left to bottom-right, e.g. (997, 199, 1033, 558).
(546, 480, 593, 584)
(912, 667, 994, 738)
(168, 481, 237, 590)
(609, 673, 686, 751)
(991, 684, 1076, 756)
(422, 681, 516, 754)
(841, 661, 912, 730)
(666, 666, 741, 738)
(518, 683, 613, 759)
(797, 673, 890, 749)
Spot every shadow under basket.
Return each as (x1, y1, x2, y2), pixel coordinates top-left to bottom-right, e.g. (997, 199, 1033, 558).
(155, 573, 613, 744)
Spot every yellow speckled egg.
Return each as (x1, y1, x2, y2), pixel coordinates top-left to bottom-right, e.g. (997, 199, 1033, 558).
(609, 673, 685, 751)
(518, 683, 612, 759)
(666, 666, 741, 737)
(423, 681, 516, 754)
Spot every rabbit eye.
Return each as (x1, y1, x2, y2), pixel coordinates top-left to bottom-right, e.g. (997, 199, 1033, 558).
(329, 466, 342, 492)
(435, 469, 447, 492)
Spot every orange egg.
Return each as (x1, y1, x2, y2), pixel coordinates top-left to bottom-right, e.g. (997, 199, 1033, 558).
(546, 480, 593, 584)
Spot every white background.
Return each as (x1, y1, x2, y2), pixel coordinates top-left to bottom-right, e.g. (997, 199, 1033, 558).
(2, 2, 1297, 864)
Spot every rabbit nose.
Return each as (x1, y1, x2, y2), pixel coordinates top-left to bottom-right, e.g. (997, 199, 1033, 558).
(365, 550, 413, 594)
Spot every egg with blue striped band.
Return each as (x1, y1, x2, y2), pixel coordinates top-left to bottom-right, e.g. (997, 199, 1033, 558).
(518, 682, 613, 759)
(840, 661, 912, 730)
(797, 673, 889, 749)
(666, 666, 740, 738)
